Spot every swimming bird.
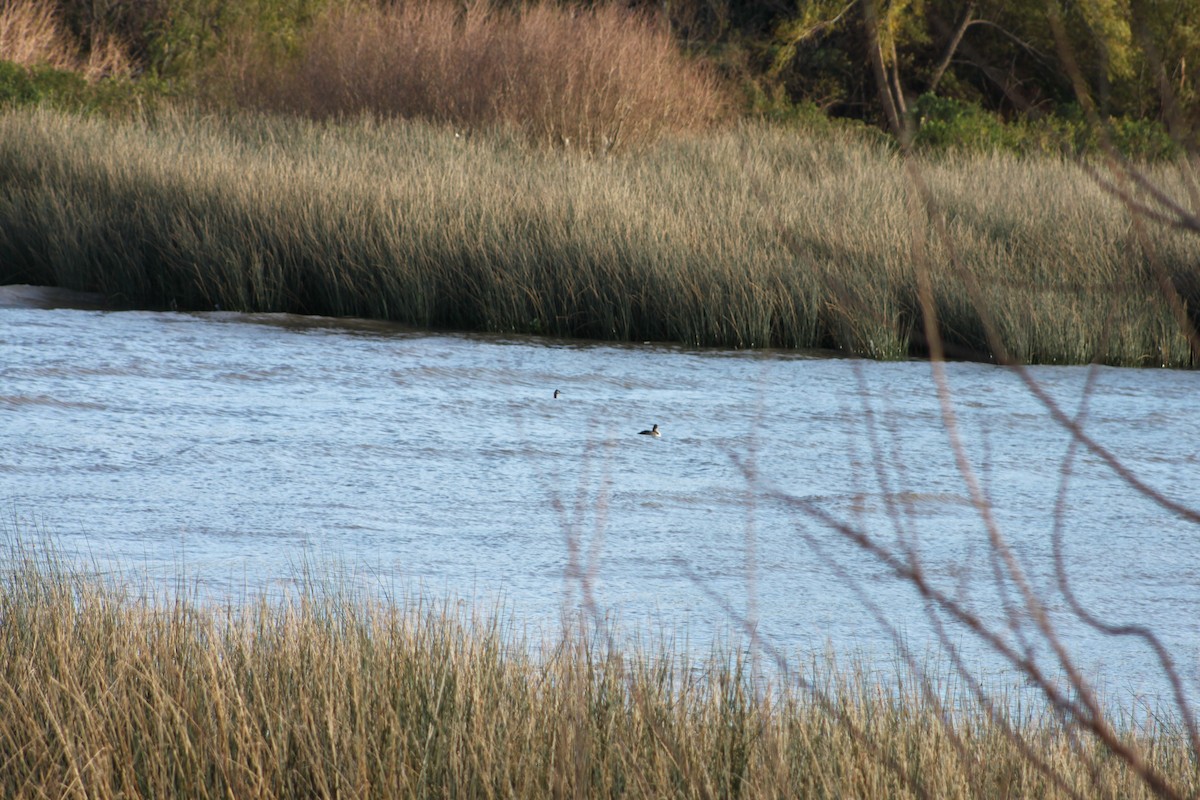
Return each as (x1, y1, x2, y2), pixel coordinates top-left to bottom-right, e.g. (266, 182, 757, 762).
(639, 424, 661, 437)
(554, 389, 561, 398)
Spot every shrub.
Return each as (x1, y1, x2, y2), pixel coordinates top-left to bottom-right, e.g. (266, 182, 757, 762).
(913, 93, 1184, 161)
(1107, 115, 1182, 162)
(213, 0, 730, 152)
(0, 58, 171, 114)
(0, 59, 82, 105)
(913, 94, 1018, 154)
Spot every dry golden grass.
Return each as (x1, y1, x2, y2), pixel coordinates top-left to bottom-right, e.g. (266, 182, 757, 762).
(0, 0, 130, 80)
(0, 539, 1195, 799)
(213, 0, 729, 153)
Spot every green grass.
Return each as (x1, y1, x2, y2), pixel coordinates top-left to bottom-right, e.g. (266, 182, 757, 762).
(1, 539, 1196, 799)
(1, 106, 1198, 365)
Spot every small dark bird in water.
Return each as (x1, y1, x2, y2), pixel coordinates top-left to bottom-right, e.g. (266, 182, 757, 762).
(639, 424, 661, 437)
(553, 389, 561, 398)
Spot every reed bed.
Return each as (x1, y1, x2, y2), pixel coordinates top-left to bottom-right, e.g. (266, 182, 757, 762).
(0, 541, 1194, 799)
(1, 106, 1198, 366)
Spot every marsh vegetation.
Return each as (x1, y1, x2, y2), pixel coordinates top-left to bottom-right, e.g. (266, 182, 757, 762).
(2, 107, 1199, 365)
(1, 541, 1196, 800)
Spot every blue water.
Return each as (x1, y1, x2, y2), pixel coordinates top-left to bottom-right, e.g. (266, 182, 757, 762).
(2, 284, 1199, 711)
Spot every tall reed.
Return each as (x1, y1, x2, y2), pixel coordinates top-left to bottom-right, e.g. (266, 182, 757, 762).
(0, 539, 1194, 799)
(0, 107, 1197, 365)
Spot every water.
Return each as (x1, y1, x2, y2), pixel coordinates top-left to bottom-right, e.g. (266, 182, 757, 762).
(3, 285, 1199, 707)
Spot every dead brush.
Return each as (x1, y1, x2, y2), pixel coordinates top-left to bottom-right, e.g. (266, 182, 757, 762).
(0, 0, 131, 80)
(214, 0, 729, 153)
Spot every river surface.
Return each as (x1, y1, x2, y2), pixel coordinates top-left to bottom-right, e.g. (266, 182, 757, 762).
(3, 285, 1199, 707)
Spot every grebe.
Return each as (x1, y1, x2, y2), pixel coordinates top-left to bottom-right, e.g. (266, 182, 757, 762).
(638, 424, 661, 437)
(553, 389, 561, 398)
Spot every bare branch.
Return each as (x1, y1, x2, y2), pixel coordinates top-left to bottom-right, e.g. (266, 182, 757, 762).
(928, 3, 976, 93)
(1049, 368, 1200, 759)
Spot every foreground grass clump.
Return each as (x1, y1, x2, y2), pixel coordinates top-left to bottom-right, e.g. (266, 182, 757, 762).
(1, 107, 1198, 365)
(1, 546, 1195, 799)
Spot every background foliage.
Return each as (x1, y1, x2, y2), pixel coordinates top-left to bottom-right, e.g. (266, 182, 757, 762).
(1, 0, 1197, 156)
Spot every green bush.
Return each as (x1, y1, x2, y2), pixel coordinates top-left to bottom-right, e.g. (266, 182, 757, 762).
(0, 60, 169, 114)
(0, 61, 86, 107)
(0, 61, 40, 106)
(1108, 115, 1182, 162)
(913, 94, 1018, 153)
(912, 94, 1183, 161)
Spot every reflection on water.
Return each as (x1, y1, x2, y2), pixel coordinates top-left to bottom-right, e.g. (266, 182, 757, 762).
(2, 285, 1199, 702)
